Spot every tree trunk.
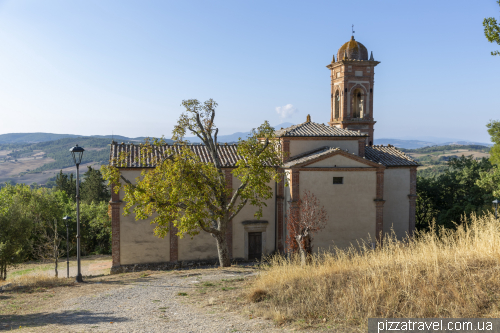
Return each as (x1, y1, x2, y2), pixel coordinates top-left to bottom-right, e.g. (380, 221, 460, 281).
(295, 235, 307, 267)
(0, 262, 5, 280)
(215, 233, 231, 268)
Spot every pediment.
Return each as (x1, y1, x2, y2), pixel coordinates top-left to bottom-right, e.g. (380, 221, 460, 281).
(305, 154, 369, 168)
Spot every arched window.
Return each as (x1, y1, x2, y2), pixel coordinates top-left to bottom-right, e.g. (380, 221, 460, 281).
(334, 91, 340, 119)
(351, 88, 364, 118)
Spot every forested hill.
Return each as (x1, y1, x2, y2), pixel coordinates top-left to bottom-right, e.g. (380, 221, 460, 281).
(0, 137, 113, 173)
(0, 132, 146, 144)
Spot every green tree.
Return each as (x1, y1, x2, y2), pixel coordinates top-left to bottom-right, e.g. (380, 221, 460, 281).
(28, 188, 68, 277)
(103, 99, 283, 267)
(416, 156, 493, 230)
(484, 0, 500, 56)
(477, 120, 500, 199)
(0, 185, 33, 280)
(55, 170, 77, 201)
(81, 166, 110, 204)
(486, 120, 500, 165)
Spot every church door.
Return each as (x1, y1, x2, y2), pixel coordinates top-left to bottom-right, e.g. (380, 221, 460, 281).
(248, 232, 262, 260)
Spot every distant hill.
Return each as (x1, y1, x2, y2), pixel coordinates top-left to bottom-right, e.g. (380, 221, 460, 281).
(0, 133, 147, 144)
(184, 122, 295, 143)
(375, 138, 493, 149)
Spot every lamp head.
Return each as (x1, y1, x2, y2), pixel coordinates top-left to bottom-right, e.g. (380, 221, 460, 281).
(493, 199, 499, 205)
(69, 145, 85, 165)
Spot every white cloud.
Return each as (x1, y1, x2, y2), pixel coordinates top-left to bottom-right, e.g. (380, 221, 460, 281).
(275, 104, 298, 119)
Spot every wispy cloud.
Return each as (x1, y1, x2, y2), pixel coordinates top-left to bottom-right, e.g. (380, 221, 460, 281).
(275, 104, 298, 119)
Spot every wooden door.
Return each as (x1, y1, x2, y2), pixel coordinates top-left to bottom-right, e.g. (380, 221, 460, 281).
(248, 232, 262, 260)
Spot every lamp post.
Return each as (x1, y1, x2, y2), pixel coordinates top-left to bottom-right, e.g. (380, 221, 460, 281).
(70, 144, 84, 283)
(494, 199, 499, 220)
(63, 216, 71, 278)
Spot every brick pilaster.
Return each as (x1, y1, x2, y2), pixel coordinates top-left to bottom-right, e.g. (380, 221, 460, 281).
(408, 167, 417, 237)
(170, 221, 178, 262)
(110, 184, 121, 268)
(224, 169, 233, 259)
(290, 169, 300, 202)
(277, 173, 285, 252)
(374, 169, 385, 243)
(282, 139, 290, 162)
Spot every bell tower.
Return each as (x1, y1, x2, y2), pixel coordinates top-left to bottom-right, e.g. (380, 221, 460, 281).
(327, 36, 380, 145)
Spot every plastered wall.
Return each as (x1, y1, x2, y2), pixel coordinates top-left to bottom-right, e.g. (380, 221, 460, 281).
(178, 231, 218, 261)
(119, 170, 170, 265)
(231, 177, 276, 260)
(300, 169, 377, 251)
(383, 168, 411, 239)
(308, 154, 367, 168)
(289, 139, 359, 157)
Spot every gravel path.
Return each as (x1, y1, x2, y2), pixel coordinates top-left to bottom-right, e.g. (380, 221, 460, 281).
(15, 270, 289, 333)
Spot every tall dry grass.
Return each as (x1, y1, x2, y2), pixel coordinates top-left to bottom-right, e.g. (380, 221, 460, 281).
(250, 213, 500, 325)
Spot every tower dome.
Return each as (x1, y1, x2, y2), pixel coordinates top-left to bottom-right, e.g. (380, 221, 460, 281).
(336, 36, 369, 61)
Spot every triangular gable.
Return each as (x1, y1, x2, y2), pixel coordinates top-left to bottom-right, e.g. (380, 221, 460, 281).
(306, 154, 368, 168)
(285, 147, 384, 169)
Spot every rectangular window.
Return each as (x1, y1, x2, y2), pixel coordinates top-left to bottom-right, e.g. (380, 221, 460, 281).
(355, 71, 363, 77)
(333, 177, 343, 184)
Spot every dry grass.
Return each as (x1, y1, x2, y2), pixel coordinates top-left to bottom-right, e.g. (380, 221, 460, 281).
(249, 214, 500, 328)
(0, 274, 74, 292)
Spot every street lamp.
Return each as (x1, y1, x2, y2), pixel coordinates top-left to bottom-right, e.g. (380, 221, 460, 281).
(69, 144, 84, 283)
(62, 216, 71, 278)
(494, 199, 499, 220)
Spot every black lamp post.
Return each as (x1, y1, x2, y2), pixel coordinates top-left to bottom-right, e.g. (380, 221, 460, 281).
(69, 144, 84, 283)
(62, 216, 71, 278)
(494, 199, 499, 220)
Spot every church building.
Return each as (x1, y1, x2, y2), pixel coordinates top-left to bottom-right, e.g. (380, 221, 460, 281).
(108, 37, 419, 271)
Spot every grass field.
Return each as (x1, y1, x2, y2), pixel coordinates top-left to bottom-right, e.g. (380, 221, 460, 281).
(238, 213, 500, 330)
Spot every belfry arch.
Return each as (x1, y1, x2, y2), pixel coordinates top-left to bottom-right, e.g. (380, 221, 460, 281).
(334, 90, 340, 119)
(351, 88, 365, 119)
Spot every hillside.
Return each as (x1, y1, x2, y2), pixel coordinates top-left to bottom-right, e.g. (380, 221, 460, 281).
(0, 133, 147, 144)
(401, 144, 491, 177)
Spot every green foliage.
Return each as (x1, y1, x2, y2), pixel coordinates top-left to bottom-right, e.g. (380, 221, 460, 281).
(0, 185, 33, 280)
(484, 0, 500, 56)
(55, 171, 76, 200)
(81, 166, 110, 204)
(103, 99, 283, 267)
(416, 156, 494, 230)
(486, 120, 500, 165)
(0, 182, 111, 278)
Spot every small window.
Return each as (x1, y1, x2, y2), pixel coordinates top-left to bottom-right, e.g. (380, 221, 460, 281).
(333, 177, 343, 184)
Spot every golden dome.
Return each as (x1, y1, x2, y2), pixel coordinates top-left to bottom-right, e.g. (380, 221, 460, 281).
(336, 36, 369, 61)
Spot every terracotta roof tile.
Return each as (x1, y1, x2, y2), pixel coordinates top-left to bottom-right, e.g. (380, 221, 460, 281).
(110, 142, 243, 168)
(365, 145, 419, 167)
(275, 121, 366, 138)
(283, 146, 341, 168)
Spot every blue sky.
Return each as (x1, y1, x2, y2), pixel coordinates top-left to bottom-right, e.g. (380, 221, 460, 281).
(0, 0, 499, 143)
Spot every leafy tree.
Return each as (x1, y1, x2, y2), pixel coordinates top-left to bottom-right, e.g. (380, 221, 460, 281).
(0, 185, 33, 280)
(55, 171, 77, 201)
(484, 0, 500, 56)
(28, 188, 67, 277)
(285, 190, 327, 266)
(103, 99, 283, 267)
(476, 120, 500, 199)
(416, 156, 493, 230)
(81, 166, 110, 204)
(486, 120, 500, 165)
